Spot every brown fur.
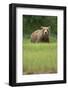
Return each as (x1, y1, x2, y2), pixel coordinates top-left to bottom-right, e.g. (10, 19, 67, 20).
(31, 26, 50, 43)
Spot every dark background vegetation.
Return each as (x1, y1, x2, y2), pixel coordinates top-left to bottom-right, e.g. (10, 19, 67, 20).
(23, 15, 57, 38)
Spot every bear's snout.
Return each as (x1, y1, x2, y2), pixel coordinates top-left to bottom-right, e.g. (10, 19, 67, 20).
(44, 30, 48, 35)
(45, 31, 47, 34)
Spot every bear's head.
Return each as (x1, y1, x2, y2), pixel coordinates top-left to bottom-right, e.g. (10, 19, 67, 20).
(40, 26, 50, 41)
(41, 26, 50, 37)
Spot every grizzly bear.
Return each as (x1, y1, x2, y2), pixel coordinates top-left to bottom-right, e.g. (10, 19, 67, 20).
(31, 26, 50, 43)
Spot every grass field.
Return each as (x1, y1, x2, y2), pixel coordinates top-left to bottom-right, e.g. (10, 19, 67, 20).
(23, 36, 57, 75)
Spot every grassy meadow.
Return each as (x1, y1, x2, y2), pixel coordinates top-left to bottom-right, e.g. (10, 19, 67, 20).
(23, 36, 57, 74)
(23, 15, 57, 75)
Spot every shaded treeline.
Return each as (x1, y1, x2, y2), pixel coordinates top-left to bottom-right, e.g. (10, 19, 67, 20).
(23, 15, 57, 38)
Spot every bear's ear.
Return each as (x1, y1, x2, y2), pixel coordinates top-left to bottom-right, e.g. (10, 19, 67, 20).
(48, 26, 50, 30)
(40, 26, 43, 29)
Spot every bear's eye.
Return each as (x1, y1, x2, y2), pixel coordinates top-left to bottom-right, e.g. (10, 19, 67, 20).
(47, 29, 49, 32)
(47, 29, 48, 31)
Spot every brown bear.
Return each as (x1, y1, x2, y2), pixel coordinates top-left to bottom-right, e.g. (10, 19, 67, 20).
(31, 26, 50, 43)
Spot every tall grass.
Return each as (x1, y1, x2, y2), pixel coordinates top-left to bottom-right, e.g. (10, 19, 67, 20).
(23, 36, 57, 75)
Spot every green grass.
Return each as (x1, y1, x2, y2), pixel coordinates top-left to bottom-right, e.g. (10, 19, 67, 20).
(23, 36, 57, 75)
